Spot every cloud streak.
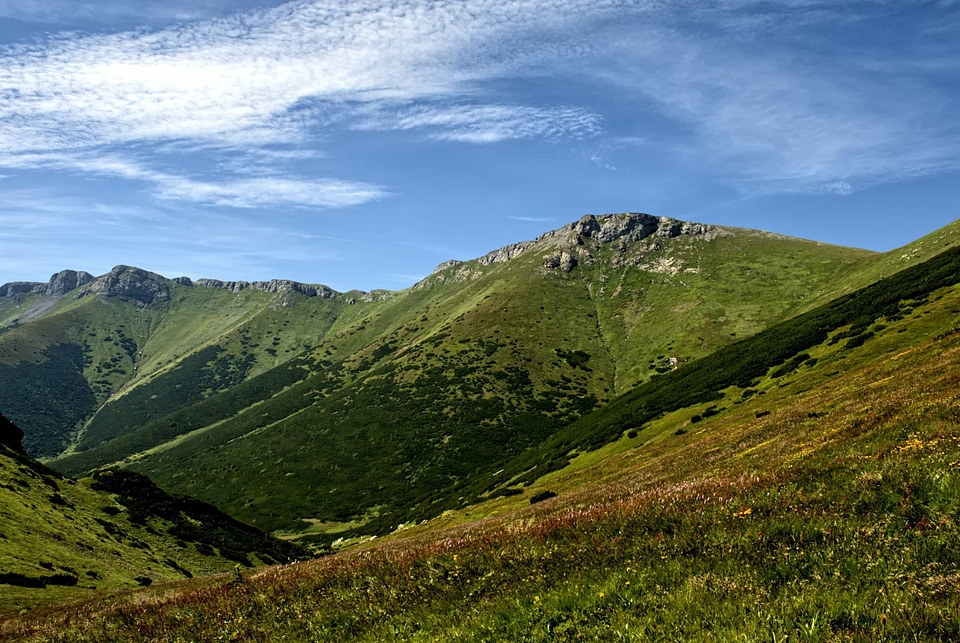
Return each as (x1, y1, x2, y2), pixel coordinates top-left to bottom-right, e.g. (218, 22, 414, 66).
(0, 0, 621, 209)
(0, 0, 957, 210)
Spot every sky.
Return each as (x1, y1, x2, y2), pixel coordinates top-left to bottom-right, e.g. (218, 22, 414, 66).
(0, 0, 958, 292)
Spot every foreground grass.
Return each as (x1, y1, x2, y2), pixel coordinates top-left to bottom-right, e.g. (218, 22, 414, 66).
(4, 282, 960, 641)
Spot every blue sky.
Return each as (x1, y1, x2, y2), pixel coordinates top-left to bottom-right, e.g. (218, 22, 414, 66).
(1, 0, 958, 292)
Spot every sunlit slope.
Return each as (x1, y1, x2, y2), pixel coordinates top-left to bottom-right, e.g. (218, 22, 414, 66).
(0, 414, 304, 617)
(54, 215, 879, 539)
(11, 235, 960, 642)
(486, 241, 960, 491)
(795, 215, 960, 309)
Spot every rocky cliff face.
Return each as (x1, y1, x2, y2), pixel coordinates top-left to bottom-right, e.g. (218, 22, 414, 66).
(195, 278, 336, 299)
(0, 269, 94, 299)
(76, 266, 173, 305)
(417, 212, 722, 287)
(538, 212, 715, 250)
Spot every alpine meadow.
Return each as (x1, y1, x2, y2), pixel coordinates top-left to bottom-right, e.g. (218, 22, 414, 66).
(2, 211, 960, 640)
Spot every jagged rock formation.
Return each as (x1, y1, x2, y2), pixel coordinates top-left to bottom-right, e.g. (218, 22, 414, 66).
(77, 266, 172, 305)
(0, 269, 93, 299)
(195, 278, 336, 299)
(417, 212, 721, 287)
(543, 250, 578, 272)
(1, 267, 345, 307)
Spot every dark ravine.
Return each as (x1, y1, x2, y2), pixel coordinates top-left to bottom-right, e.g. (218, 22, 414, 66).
(0, 411, 25, 453)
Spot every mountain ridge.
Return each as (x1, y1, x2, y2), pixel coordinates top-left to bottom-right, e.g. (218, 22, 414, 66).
(4, 212, 958, 542)
(31, 212, 883, 540)
(7, 214, 960, 639)
(0, 212, 854, 302)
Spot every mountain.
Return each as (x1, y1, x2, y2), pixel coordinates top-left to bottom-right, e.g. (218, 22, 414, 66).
(0, 265, 358, 457)
(0, 412, 305, 616)
(3, 212, 959, 544)
(7, 217, 960, 641)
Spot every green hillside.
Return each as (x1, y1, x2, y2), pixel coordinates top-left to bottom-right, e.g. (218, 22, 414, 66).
(7, 221, 960, 641)
(7, 213, 960, 548)
(0, 268, 352, 457)
(43, 214, 881, 540)
(0, 413, 305, 617)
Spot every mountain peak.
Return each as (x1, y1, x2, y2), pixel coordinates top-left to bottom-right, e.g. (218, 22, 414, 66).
(77, 265, 173, 305)
(418, 212, 720, 287)
(482, 211, 717, 266)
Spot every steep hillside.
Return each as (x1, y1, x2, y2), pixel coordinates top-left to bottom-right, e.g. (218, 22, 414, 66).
(3, 213, 883, 464)
(0, 412, 305, 616)
(7, 227, 960, 642)
(0, 267, 353, 457)
(10, 213, 960, 546)
(49, 214, 877, 540)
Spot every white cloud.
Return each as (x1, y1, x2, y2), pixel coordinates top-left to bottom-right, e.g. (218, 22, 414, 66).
(0, 0, 624, 208)
(354, 103, 602, 143)
(0, 151, 386, 209)
(0, 0, 617, 152)
(508, 216, 551, 222)
(0, 0, 956, 208)
(156, 176, 388, 209)
(0, 0, 241, 25)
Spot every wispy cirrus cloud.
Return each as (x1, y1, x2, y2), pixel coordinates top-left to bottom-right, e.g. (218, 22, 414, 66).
(583, 3, 960, 194)
(354, 103, 602, 143)
(0, 0, 272, 26)
(0, 0, 957, 213)
(0, 0, 628, 209)
(508, 216, 551, 222)
(2, 152, 387, 208)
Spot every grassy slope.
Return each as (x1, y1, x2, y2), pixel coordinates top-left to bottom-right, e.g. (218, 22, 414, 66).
(0, 278, 350, 457)
(7, 237, 960, 641)
(0, 445, 306, 617)
(6, 217, 960, 461)
(52, 225, 882, 540)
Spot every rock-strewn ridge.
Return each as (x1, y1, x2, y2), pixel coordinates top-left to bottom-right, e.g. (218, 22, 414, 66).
(418, 212, 719, 286)
(77, 266, 172, 305)
(195, 278, 336, 299)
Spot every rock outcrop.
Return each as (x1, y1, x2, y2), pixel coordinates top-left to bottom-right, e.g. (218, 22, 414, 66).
(0, 269, 94, 299)
(76, 266, 172, 305)
(195, 278, 336, 299)
(543, 250, 579, 272)
(417, 212, 721, 287)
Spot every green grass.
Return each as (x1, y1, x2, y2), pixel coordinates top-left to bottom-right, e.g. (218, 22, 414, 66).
(45, 222, 890, 539)
(6, 214, 960, 553)
(7, 266, 960, 641)
(0, 444, 304, 617)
